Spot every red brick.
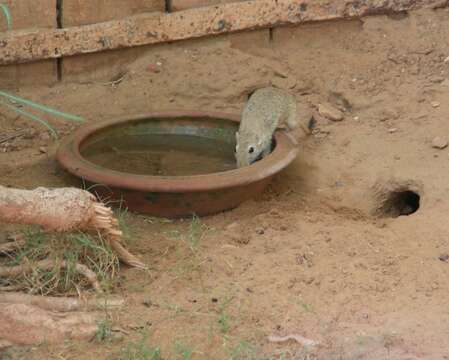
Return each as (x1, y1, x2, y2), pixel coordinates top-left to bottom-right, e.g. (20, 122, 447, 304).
(0, 0, 56, 88)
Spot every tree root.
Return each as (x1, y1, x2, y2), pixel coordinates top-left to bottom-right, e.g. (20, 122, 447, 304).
(0, 185, 146, 269)
(0, 303, 99, 346)
(0, 259, 102, 293)
(91, 202, 146, 269)
(0, 292, 124, 312)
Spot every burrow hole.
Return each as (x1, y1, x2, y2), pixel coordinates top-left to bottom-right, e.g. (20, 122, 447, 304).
(379, 190, 420, 218)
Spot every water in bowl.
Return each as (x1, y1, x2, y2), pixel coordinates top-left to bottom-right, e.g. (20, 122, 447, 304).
(82, 133, 236, 176)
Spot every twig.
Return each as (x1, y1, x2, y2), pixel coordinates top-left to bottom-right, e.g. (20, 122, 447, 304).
(268, 334, 319, 347)
(0, 130, 25, 145)
(0, 285, 24, 292)
(100, 74, 126, 87)
(0, 236, 26, 255)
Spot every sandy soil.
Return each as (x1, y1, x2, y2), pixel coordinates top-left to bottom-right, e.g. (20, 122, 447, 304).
(1, 7, 449, 360)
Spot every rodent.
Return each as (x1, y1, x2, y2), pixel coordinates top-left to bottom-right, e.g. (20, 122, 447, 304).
(235, 86, 298, 167)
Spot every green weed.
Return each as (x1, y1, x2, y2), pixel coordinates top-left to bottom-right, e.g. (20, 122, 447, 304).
(95, 319, 113, 342)
(229, 341, 257, 360)
(174, 340, 194, 360)
(119, 333, 161, 360)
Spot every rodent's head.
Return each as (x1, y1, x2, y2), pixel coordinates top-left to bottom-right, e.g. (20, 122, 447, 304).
(235, 131, 264, 167)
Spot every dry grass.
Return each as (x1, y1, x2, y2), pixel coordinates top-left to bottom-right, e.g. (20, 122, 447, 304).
(0, 226, 120, 295)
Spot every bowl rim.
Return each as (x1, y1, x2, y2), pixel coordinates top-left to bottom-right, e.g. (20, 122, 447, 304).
(56, 111, 299, 193)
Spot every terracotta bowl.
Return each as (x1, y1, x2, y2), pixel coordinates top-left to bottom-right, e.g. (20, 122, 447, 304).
(56, 111, 298, 217)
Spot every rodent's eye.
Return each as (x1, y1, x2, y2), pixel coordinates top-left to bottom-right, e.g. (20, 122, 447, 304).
(248, 146, 254, 154)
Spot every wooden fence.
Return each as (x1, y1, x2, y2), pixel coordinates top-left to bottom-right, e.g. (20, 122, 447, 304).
(0, 0, 445, 87)
(0, 0, 236, 86)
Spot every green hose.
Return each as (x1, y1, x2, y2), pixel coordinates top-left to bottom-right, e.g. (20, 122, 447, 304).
(0, 7, 86, 136)
(0, 3, 12, 30)
(0, 91, 85, 123)
(0, 100, 58, 138)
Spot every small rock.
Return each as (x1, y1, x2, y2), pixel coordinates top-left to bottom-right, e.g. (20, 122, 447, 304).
(211, 297, 218, 303)
(255, 227, 265, 235)
(147, 63, 161, 73)
(444, 56, 449, 63)
(39, 146, 47, 154)
(438, 254, 449, 262)
(429, 76, 444, 83)
(318, 103, 344, 121)
(432, 136, 448, 149)
(388, 128, 398, 133)
(273, 68, 289, 79)
(431, 101, 440, 108)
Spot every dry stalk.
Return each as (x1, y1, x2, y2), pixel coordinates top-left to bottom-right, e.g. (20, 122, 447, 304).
(0, 259, 102, 293)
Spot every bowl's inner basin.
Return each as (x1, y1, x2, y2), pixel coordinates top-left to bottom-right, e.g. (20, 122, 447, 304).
(80, 116, 240, 176)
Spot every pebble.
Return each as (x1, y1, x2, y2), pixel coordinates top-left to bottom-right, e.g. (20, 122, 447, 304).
(438, 254, 449, 262)
(147, 63, 161, 73)
(318, 103, 344, 122)
(388, 128, 398, 133)
(255, 227, 265, 235)
(431, 101, 440, 108)
(444, 56, 449, 63)
(432, 136, 448, 149)
(39, 146, 47, 154)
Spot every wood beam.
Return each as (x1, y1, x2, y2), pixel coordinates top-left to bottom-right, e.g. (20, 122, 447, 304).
(0, 0, 446, 65)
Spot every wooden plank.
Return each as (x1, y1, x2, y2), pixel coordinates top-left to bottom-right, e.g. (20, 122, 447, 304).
(61, 48, 147, 83)
(0, 0, 55, 31)
(171, 0, 245, 12)
(0, 0, 446, 65)
(0, 0, 57, 87)
(61, 0, 165, 83)
(62, 0, 165, 27)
